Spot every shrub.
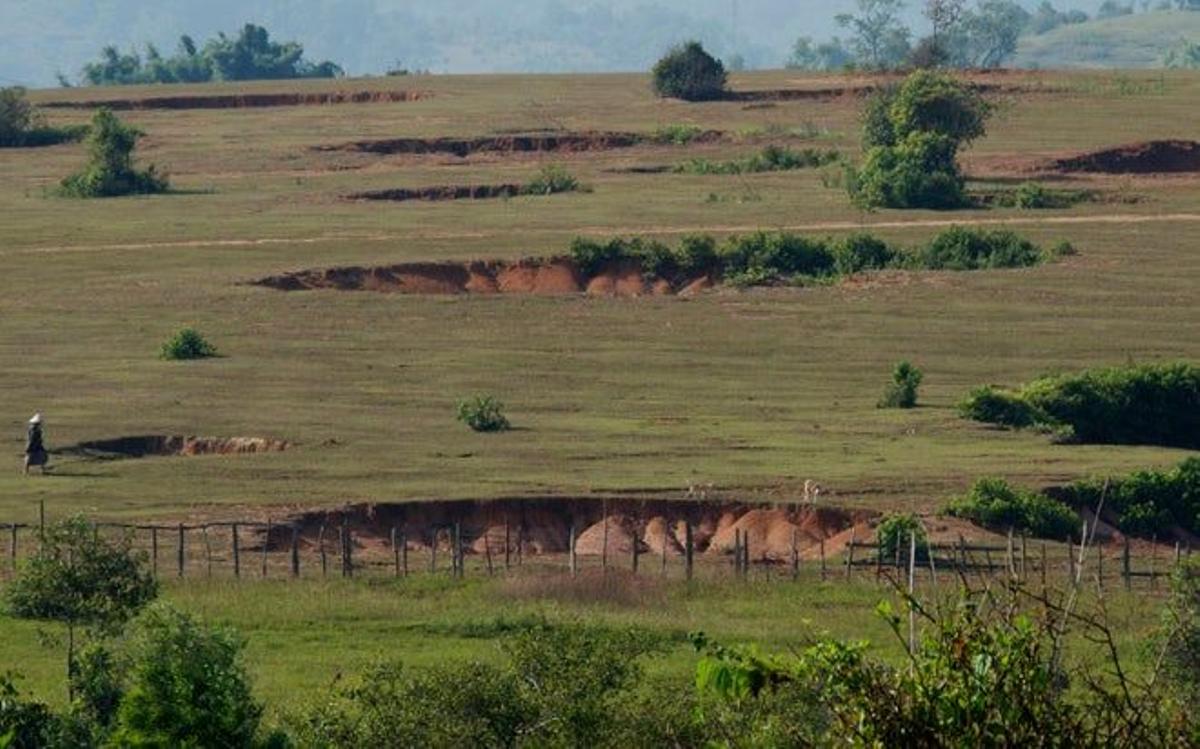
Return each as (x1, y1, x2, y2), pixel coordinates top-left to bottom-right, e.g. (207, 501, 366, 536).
(833, 233, 897, 275)
(720, 232, 837, 278)
(1162, 556, 1200, 715)
(649, 123, 706, 145)
(876, 513, 927, 560)
(959, 363, 1200, 449)
(676, 234, 718, 275)
(107, 604, 276, 748)
(160, 327, 217, 360)
(0, 675, 64, 749)
(59, 109, 168, 198)
(878, 361, 923, 409)
(457, 395, 510, 433)
(918, 226, 1043, 270)
(568, 237, 676, 279)
(676, 146, 840, 175)
(946, 478, 1080, 539)
(651, 41, 727, 101)
(1061, 458, 1200, 538)
(0, 87, 87, 148)
(522, 165, 579, 195)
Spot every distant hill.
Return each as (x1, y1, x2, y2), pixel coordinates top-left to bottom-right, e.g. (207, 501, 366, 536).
(1015, 10, 1200, 69)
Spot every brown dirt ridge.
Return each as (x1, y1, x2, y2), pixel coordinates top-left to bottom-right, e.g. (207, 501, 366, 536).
(63, 435, 289, 459)
(253, 258, 714, 297)
(315, 130, 724, 157)
(1050, 140, 1200, 174)
(348, 184, 525, 202)
(271, 498, 875, 561)
(40, 90, 431, 111)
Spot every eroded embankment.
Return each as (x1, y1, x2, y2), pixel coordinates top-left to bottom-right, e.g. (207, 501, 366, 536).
(66, 435, 289, 458)
(271, 498, 874, 561)
(348, 184, 525, 202)
(315, 130, 724, 156)
(40, 90, 430, 111)
(253, 258, 712, 297)
(1050, 140, 1200, 174)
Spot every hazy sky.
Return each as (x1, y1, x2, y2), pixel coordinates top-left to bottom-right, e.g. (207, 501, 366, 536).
(0, 0, 1108, 88)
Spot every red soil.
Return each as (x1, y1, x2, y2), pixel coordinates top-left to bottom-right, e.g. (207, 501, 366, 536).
(1050, 140, 1200, 174)
(69, 435, 289, 458)
(40, 90, 430, 111)
(349, 184, 524, 202)
(314, 130, 724, 157)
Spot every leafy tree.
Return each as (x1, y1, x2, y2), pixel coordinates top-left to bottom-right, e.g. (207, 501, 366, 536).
(876, 513, 928, 559)
(4, 517, 157, 700)
(59, 109, 168, 198)
(960, 0, 1031, 68)
(786, 36, 854, 70)
(879, 360, 924, 408)
(0, 88, 40, 147)
(106, 604, 279, 748)
(651, 41, 727, 101)
(1164, 38, 1200, 68)
(836, 0, 913, 70)
(0, 675, 63, 749)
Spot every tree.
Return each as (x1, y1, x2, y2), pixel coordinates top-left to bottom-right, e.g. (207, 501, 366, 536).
(879, 360, 924, 408)
(4, 517, 157, 700)
(59, 109, 168, 198)
(787, 37, 854, 70)
(836, 0, 913, 70)
(961, 0, 1032, 68)
(922, 0, 966, 65)
(651, 41, 727, 101)
(1164, 39, 1200, 68)
(204, 23, 342, 81)
(0, 88, 40, 147)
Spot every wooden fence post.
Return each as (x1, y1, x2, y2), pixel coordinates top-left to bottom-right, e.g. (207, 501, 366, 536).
(400, 531, 408, 577)
(1020, 530, 1028, 581)
(601, 507, 609, 572)
(661, 529, 668, 576)
(790, 527, 799, 582)
(232, 523, 241, 579)
(1066, 535, 1075, 587)
(845, 527, 856, 580)
(485, 534, 494, 576)
(176, 524, 185, 578)
(261, 520, 271, 578)
(908, 533, 917, 656)
(38, 500, 45, 536)
(9, 524, 18, 574)
(517, 526, 523, 567)
(204, 526, 213, 578)
(1040, 541, 1047, 589)
(632, 523, 640, 574)
(151, 527, 159, 577)
(685, 522, 694, 582)
(291, 526, 300, 578)
(504, 518, 511, 571)
(346, 525, 355, 578)
(1007, 527, 1015, 579)
(1096, 544, 1104, 591)
(454, 523, 463, 579)
(743, 534, 751, 581)
(569, 524, 577, 578)
(1150, 535, 1158, 591)
(318, 525, 327, 578)
(430, 527, 438, 573)
(1122, 536, 1131, 590)
(391, 527, 399, 577)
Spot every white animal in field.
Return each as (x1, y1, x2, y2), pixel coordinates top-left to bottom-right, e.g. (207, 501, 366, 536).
(803, 480, 823, 505)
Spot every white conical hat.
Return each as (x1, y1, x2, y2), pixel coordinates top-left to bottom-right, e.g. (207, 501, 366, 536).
(29, 413, 42, 424)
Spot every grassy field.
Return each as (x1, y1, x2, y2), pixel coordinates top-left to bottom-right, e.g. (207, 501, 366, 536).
(1015, 10, 1200, 70)
(1, 68, 1198, 711)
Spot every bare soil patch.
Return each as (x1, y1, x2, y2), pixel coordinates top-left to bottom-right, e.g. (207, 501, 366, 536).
(275, 498, 873, 562)
(253, 258, 712, 298)
(40, 90, 431, 111)
(348, 184, 524, 202)
(1049, 140, 1200, 174)
(65, 435, 289, 459)
(315, 130, 723, 157)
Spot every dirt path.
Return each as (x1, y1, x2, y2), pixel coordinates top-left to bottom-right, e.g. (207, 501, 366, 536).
(7, 213, 1200, 257)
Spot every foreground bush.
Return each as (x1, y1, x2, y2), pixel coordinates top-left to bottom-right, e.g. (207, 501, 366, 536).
(651, 41, 727, 101)
(959, 362, 1200, 449)
(456, 395, 510, 433)
(876, 513, 927, 560)
(59, 109, 168, 198)
(1060, 457, 1200, 538)
(160, 327, 217, 360)
(946, 477, 1080, 539)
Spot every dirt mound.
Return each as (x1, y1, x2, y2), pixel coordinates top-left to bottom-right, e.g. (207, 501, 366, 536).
(41, 90, 430, 111)
(69, 435, 289, 458)
(1050, 140, 1200, 174)
(277, 498, 872, 561)
(348, 184, 524, 202)
(254, 258, 702, 298)
(315, 130, 724, 157)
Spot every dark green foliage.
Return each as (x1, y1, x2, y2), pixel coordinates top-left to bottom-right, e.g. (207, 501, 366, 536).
(1163, 557, 1200, 720)
(959, 363, 1200, 449)
(1, 87, 88, 149)
(849, 71, 992, 210)
(648, 123, 706, 145)
(1061, 458, 1200, 538)
(160, 327, 218, 360)
(107, 604, 275, 748)
(568, 236, 677, 278)
(878, 360, 923, 409)
(520, 165, 579, 195)
(674, 145, 841, 175)
(81, 24, 341, 86)
(919, 226, 1044, 270)
(0, 675, 63, 749)
(832, 233, 897, 274)
(651, 41, 727, 101)
(456, 395, 510, 433)
(675, 234, 718, 275)
(59, 109, 168, 198)
(293, 622, 661, 748)
(986, 182, 1094, 210)
(720, 231, 837, 279)
(946, 477, 1081, 538)
(876, 513, 928, 560)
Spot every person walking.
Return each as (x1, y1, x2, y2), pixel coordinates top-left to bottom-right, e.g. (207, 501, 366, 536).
(24, 413, 48, 475)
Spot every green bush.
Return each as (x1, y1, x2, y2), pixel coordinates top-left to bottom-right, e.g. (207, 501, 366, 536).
(568, 237, 677, 279)
(59, 109, 168, 198)
(832, 233, 897, 275)
(651, 41, 727, 101)
(959, 363, 1200, 449)
(521, 165, 579, 195)
(876, 513, 928, 560)
(719, 232, 837, 278)
(878, 361, 923, 409)
(945, 478, 1080, 539)
(675, 234, 719, 275)
(649, 123, 706, 145)
(160, 328, 217, 360)
(1060, 458, 1200, 538)
(0, 675, 64, 749)
(918, 227, 1044, 270)
(457, 395, 510, 433)
(0, 87, 88, 148)
(676, 146, 840, 175)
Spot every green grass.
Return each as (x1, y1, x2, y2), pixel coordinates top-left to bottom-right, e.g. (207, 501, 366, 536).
(1016, 11, 1200, 70)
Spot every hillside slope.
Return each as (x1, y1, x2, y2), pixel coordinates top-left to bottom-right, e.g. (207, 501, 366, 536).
(1015, 10, 1200, 69)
